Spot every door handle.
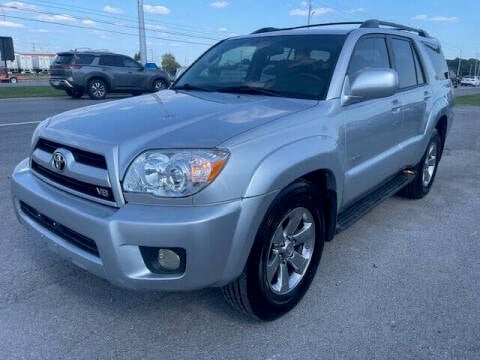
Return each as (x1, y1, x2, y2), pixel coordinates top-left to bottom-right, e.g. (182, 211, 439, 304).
(391, 99, 402, 113)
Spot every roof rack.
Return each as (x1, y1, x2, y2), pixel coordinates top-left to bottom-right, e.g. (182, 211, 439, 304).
(251, 19, 430, 38)
(360, 19, 429, 37)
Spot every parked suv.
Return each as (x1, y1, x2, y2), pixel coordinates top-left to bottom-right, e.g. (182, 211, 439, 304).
(13, 20, 453, 320)
(49, 51, 171, 99)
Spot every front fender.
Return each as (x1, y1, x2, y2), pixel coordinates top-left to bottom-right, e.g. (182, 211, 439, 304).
(244, 136, 344, 204)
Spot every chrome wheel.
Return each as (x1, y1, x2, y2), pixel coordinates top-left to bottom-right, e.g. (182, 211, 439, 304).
(266, 207, 315, 295)
(90, 80, 105, 98)
(422, 142, 438, 187)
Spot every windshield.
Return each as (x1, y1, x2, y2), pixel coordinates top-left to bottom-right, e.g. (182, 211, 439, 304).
(175, 34, 346, 100)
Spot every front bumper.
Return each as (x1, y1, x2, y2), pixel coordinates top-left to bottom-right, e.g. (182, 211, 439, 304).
(11, 158, 276, 291)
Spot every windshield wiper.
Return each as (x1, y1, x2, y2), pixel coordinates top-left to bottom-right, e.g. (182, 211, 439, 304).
(173, 83, 211, 92)
(216, 86, 283, 97)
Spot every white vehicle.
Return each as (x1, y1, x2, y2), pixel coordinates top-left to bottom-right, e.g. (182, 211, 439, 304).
(460, 76, 480, 86)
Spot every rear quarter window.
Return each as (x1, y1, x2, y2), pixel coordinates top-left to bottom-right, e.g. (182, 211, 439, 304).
(422, 42, 448, 80)
(54, 54, 73, 64)
(73, 54, 95, 65)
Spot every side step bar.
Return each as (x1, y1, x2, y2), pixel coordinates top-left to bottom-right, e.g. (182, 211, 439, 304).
(336, 170, 416, 233)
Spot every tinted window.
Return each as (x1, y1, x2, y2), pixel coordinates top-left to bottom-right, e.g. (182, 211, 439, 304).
(175, 35, 346, 100)
(99, 55, 123, 67)
(423, 43, 448, 80)
(54, 54, 73, 64)
(391, 38, 417, 88)
(348, 37, 390, 79)
(123, 57, 141, 68)
(412, 46, 425, 85)
(73, 54, 95, 65)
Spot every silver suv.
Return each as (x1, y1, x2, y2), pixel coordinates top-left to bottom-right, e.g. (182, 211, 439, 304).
(12, 20, 454, 320)
(49, 50, 171, 99)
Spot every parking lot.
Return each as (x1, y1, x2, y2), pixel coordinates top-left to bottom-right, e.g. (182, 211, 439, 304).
(0, 95, 479, 359)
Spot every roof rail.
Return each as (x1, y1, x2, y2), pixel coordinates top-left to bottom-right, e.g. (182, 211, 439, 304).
(251, 22, 363, 34)
(360, 19, 429, 37)
(251, 19, 430, 38)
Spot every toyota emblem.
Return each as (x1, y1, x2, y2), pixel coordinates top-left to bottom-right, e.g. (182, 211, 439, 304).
(52, 151, 66, 172)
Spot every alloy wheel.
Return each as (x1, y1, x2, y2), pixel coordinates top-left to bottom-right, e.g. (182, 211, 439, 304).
(266, 207, 316, 295)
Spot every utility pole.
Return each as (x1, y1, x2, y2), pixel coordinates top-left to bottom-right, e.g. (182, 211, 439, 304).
(137, 0, 147, 65)
(475, 53, 479, 77)
(307, 0, 312, 25)
(456, 50, 462, 77)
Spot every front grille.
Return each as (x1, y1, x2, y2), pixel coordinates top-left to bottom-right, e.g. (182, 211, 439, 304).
(32, 161, 115, 202)
(20, 201, 99, 257)
(36, 138, 107, 169)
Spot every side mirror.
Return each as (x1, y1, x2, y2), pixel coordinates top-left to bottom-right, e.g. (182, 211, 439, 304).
(342, 68, 398, 106)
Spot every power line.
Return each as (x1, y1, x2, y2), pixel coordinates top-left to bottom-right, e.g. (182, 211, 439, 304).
(0, 4, 222, 41)
(3, 13, 214, 46)
(25, 0, 224, 37)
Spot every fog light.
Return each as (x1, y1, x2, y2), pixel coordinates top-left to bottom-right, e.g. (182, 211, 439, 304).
(158, 249, 181, 270)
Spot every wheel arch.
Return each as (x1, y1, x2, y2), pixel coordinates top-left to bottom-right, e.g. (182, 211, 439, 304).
(243, 137, 342, 243)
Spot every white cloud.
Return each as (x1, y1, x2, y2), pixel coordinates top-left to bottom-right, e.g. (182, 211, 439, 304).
(103, 5, 123, 14)
(300, 1, 308, 7)
(1, 1, 37, 10)
(81, 19, 96, 26)
(37, 14, 76, 22)
(412, 14, 458, 22)
(218, 27, 228, 32)
(346, 8, 365, 14)
(210, 1, 229, 9)
(289, 7, 334, 16)
(0, 19, 23, 27)
(145, 23, 167, 31)
(143, 4, 170, 14)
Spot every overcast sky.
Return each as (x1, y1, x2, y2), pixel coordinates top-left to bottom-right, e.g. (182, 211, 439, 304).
(0, 0, 476, 64)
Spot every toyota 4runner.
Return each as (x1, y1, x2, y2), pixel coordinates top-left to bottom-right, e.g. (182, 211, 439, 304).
(12, 20, 454, 320)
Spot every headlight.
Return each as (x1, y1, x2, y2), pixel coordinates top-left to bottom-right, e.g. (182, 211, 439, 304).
(123, 149, 229, 197)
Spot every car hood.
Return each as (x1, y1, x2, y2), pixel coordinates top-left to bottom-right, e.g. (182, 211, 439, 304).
(43, 90, 317, 155)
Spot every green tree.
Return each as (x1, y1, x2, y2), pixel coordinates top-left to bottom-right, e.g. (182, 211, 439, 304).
(133, 52, 141, 61)
(161, 53, 180, 75)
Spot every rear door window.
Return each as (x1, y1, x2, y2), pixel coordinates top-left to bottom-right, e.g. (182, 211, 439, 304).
(391, 38, 417, 89)
(99, 55, 124, 67)
(348, 37, 390, 79)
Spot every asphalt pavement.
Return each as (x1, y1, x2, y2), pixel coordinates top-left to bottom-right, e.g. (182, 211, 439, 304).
(0, 97, 479, 359)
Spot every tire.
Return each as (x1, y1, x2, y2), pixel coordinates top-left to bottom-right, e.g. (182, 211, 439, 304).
(9, 77, 17, 84)
(399, 129, 442, 199)
(152, 78, 168, 92)
(65, 89, 84, 99)
(222, 179, 325, 321)
(87, 78, 107, 100)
